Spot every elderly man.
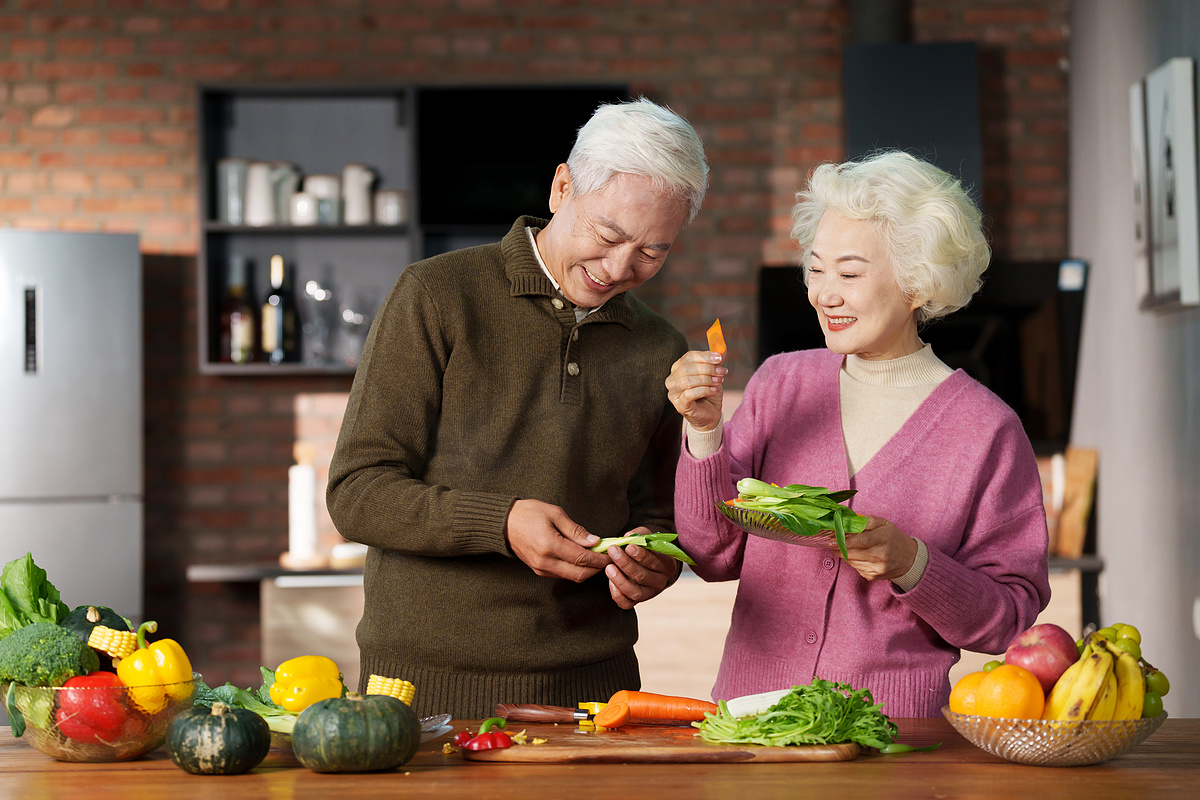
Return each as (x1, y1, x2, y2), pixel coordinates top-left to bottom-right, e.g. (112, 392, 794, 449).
(327, 98, 709, 717)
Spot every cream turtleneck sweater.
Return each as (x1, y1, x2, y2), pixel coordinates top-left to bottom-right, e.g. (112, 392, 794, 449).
(686, 343, 953, 590)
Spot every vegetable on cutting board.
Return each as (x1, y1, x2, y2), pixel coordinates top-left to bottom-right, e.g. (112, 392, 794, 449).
(589, 532, 696, 566)
(593, 690, 720, 728)
(459, 717, 514, 751)
(695, 678, 897, 749)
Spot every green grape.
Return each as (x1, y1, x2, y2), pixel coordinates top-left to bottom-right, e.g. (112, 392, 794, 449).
(982, 660, 1003, 672)
(1113, 622, 1142, 644)
(1095, 626, 1119, 641)
(1143, 690, 1164, 718)
(1114, 637, 1142, 660)
(1146, 669, 1171, 697)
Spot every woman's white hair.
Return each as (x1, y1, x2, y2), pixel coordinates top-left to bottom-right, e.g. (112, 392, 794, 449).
(790, 150, 991, 323)
(567, 97, 709, 225)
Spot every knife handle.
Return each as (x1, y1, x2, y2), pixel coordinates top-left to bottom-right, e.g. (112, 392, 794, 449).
(495, 703, 588, 723)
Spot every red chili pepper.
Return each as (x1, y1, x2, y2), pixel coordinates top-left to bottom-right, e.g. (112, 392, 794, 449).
(460, 716, 513, 751)
(55, 671, 128, 744)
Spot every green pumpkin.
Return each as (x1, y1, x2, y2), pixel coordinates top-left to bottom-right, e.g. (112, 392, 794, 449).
(61, 605, 131, 640)
(291, 692, 420, 773)
(167, 702, 272, 775)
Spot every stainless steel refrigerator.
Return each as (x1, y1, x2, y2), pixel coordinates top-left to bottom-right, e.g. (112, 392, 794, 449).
(0, 230, 144, 622)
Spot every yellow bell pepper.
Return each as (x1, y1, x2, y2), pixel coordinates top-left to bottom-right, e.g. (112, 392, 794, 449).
(115, 621, 194, 714)
(269, 655, 343, 712)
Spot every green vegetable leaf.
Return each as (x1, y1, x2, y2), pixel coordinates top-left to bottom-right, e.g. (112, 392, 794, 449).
(0, 553, 69, 636)
(590, 532, 697, 566)
(693, 678, 898, 750)
(727, 482, 866, 558)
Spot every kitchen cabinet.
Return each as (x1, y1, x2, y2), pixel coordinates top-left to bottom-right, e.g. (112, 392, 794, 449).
(196, 83, 627, 375)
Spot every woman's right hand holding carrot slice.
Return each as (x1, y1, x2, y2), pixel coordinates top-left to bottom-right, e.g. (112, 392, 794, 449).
(665, 319, 728, 432)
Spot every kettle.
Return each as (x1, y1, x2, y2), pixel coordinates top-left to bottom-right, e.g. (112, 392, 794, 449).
(342, 163, 376, 226)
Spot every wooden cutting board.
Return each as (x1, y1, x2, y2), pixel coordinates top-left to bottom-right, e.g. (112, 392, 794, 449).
(460, 722, 860, 764)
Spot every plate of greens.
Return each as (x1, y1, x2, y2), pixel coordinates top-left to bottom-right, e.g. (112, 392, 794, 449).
(717, 478, 868, 559)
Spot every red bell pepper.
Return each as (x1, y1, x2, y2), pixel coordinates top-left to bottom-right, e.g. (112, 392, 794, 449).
(460, 716, 513, 751)
(55, 671, 128, 744)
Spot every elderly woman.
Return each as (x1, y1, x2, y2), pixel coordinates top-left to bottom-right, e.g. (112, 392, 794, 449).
(666, 151, 1051, 718)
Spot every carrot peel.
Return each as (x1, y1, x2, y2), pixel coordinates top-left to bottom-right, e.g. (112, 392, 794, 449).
(706, 318, 726, 357)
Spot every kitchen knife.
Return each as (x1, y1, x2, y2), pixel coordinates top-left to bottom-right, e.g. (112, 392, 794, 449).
(495, 703, 592, 723)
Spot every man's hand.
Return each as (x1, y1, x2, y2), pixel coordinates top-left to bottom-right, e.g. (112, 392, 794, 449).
(505, 498, 611, 582)
(837, 515, 918, 582)
(604, 526, 682, 609)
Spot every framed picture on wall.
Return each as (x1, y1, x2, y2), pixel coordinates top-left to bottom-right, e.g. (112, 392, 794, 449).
(1136, 57, 1200, 310)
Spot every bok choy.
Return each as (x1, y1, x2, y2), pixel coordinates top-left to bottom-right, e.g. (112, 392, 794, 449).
(727, 478, 867, 558)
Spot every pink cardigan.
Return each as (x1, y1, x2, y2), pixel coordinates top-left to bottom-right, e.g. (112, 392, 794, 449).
(674, 349, 1051, 718)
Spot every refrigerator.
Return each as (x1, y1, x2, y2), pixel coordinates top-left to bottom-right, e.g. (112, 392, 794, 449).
(0, 230, 144, 624)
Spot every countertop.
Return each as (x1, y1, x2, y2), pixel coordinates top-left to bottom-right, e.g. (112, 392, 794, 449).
(3, 718, 1196, 799)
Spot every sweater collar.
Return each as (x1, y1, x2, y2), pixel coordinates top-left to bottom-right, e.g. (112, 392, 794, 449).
(502, 215, 634, 328)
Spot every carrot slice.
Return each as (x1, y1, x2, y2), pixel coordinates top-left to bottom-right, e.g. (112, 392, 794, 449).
(606, 690, 719, 724)
(592, 702, 631, 729)
(706, 318, 726, 357)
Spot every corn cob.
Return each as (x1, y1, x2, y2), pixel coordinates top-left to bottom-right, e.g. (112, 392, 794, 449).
(87, 624, 138, 660)
(365, 674, 415, 705)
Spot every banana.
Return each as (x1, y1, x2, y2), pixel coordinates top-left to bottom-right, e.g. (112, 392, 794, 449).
(1044, 640, 1114, 721)
(1043, 642, 1091, 719)
(1088, 671, 1118, 720)
(1101, 639, 1146, 720)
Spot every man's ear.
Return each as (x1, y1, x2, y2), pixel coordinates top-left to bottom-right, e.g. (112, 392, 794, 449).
(548, 163, 571, 214)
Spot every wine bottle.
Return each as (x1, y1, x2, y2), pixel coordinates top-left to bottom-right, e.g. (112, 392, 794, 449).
(218, 254, 257, 363)
(261, 254, 300, 364)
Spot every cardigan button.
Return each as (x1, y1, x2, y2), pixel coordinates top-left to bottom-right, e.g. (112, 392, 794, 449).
(572, 329, 579, 341)
(822, 557, 835, 570)
(806, 631, 817, 644)
(567, 362, 580, 376)
(552, 297, 565, 310)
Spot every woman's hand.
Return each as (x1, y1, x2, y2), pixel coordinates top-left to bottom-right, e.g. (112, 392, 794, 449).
(665, 350, 727, 432)
(838, 515, 919, 582)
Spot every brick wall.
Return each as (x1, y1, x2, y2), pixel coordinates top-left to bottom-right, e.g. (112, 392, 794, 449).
(0, 0, 1069, 687)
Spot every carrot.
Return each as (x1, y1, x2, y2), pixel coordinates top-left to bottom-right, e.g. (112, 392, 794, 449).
(706, 318, 726, 357)
(606, 690, 719, 724)
(593, 702, 631, 729)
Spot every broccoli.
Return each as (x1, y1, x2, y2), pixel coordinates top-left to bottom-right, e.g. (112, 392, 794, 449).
(0, 622, 100, 686)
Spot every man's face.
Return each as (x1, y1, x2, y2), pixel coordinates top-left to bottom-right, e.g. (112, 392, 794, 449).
(537, 165, 688, 308)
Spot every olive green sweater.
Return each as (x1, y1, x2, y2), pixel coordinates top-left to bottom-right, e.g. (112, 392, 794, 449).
(326, 217, 687, 718)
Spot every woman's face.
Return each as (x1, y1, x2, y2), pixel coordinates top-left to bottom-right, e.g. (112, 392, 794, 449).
(806, 211, 922, 361)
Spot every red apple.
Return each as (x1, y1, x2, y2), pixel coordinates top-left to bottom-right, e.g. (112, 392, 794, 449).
(1004, 623, 1081, 693)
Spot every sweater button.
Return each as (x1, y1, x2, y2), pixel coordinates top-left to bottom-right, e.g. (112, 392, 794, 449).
(567, 362, 580, 376)
(572, 329, 579, 341)
(806, 631, 817, 644)
(823, 557, 835, 570)
(552, 297, 565, 310)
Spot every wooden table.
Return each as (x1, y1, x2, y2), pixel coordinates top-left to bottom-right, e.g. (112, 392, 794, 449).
(2, 718, 1197, 799)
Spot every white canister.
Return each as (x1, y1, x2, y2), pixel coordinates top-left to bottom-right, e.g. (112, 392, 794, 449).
(342, 163, 376, 225)
(303, 174, 341, 225)
(290, 191, 317, 226)
(374, 190, 408, 226)
(244, 161, 276, 227)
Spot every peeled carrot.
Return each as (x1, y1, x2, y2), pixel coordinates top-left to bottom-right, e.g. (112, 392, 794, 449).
(706, 318, 726, 357)
(593, 702, 631, 729)
(606, 690, 719, 724)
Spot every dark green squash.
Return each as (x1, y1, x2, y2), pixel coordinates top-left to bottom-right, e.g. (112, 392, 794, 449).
(291, 692, 419, 773)
(167, 702, 271, 775)
(61, 605, 131, 641)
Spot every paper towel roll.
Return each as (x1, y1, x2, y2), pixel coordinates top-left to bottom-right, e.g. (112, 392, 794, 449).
(288, 463, 318, 560)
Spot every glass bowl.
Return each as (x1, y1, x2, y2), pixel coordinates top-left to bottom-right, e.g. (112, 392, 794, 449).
(942, 706, 1167, 766)
(2, 678, 195, 762)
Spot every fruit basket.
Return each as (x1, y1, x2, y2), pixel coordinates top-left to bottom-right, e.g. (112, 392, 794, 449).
(2, 678, 195, 762)
(942, 706, 1167, 767)
(715, 502, 839, 549)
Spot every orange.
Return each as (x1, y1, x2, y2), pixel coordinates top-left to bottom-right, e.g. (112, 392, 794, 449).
(950, 665, 1045, 719)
